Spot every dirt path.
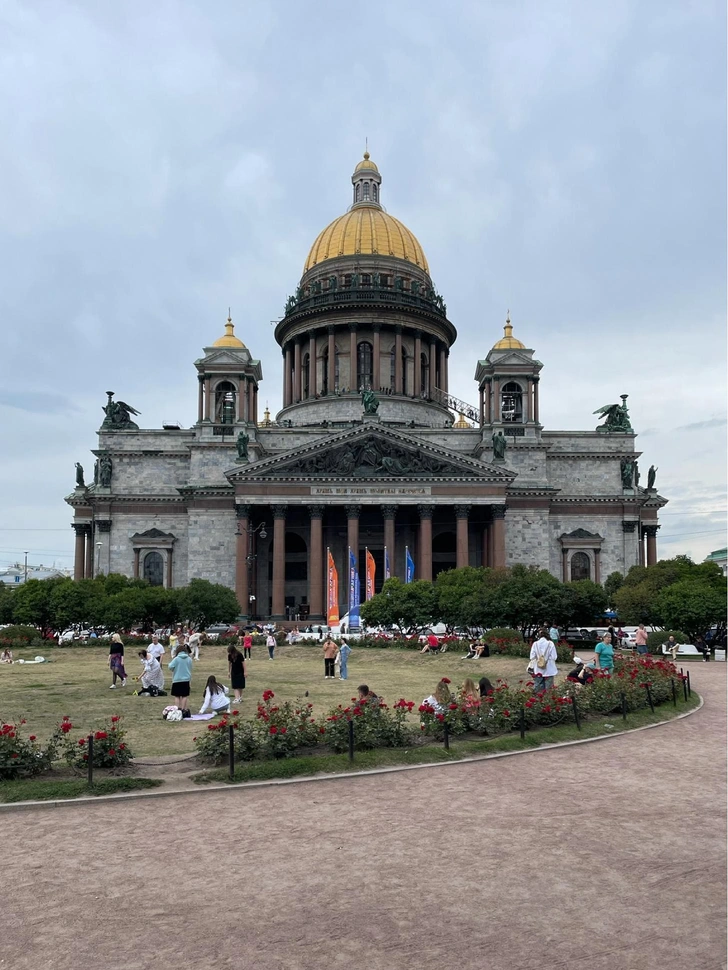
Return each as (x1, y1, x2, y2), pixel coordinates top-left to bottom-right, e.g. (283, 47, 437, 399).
(3, 665, 725, 970)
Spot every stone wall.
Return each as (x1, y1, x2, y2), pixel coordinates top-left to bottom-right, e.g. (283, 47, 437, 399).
(187, 510, 236, 588)
(505, 508, 550, 569)
(107, 513, 190, 586)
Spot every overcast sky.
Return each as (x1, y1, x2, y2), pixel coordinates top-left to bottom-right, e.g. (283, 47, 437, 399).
(0, 0, 725, 574)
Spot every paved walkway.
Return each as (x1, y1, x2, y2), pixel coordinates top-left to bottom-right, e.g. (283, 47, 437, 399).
(4, 665, 726, 970)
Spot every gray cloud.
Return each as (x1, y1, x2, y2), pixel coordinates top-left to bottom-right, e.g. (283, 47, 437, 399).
(676, 417, 728, 432)
(0, 0, 724, 568)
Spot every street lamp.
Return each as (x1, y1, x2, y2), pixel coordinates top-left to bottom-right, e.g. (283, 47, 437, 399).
(23, 551, 28, 584)
(95, 541, 103, 577)
(235, 520, 267, 620)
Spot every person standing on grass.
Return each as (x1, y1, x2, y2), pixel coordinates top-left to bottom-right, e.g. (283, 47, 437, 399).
(148, 633, 166, 666)
(529, 628, 558, 693)
(549, 623, 560, 644)
(635, 624, 649, 656)
(108, 634, 127, 689)
(323, 635, 338, 678)
(242, 632, 253, 659)
(188, 630, 202, 661)
(338, 639, 352, 680)
(594, 634, 615, 675)
(227, 644, 247, 703)
(266, 632, 276, 660)
(168, 643, 193, 710)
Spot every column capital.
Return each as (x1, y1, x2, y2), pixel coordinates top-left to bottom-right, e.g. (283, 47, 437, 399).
(381, 505, 398, 519)
(622, 520, 637, 534)
(327, 324, 336, 334)
(307, 505, 325, 519)
(532, 375, 540, 384)
(395, 324, 403, 334)
(643, 524, 660, 537)
(593, 547, 601, 556)
(272, 505, 288, 520)
(96, 520, 112, 533)
(236, 504, 251, 519)
(454, 504, 471, 519)
(345, 504, 361, 519)
(491, 505, 507, 520)
(417, 505, 434, 519)
(372, 323, 382, 333)
(348, 322, 358, 332)
(72, 523, 87, 537)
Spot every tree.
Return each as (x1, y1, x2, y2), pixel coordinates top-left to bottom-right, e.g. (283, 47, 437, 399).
(603, 571, 624, 602)
(360, 577, 438, 632)
(614, 556, 727, 627)
(12, 577, 69, 636)
(487, 565, 565, 637)
(435, 567, 487, 630)
(655, 581, 727, 639)
(0, 585, 15, 624)
(559, 580, 608, 627)
(176, 579, 240, 629)
(101, 589, 149, 631)
(49, 579, 106, 630)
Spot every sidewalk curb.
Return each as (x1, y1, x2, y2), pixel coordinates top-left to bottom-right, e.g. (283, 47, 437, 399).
(0, 694, 704, 813)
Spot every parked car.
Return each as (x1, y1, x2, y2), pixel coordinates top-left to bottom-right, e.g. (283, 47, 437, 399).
(204, 624, 236, 640)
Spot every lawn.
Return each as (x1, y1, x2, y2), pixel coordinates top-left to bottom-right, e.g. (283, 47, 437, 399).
(0, 644, 530, 757)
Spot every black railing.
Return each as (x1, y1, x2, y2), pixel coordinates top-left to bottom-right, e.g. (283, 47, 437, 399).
(283, 287, 448, 320)
(431, 387, 481, 425)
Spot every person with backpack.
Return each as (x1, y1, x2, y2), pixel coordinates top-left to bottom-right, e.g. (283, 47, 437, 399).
(529, 628, 558, 693)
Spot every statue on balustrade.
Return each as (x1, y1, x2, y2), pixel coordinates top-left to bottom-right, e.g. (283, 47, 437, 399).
(75, 462, 85, 488)
(236, 432, 249, 462)
(101, 391, 140, 431)
(594, 395, 633, 433)
(361, 389, 380, 415)
(99, 455, 113, 487)
(647, 465, 657, 490)
(620, 458, 636, 488)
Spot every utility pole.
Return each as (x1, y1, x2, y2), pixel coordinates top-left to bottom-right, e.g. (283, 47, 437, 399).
(23, 551, 28, 584)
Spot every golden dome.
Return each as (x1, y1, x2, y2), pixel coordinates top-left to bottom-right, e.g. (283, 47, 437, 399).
(453, 412, 471, 428)
(212, 315, 246, 349)
(492, 314, 525, 351)
(354, 151, 379, 173)
(304, 207, 429, 273)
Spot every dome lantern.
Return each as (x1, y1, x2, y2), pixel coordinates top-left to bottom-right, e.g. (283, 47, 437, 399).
(351, 150, 383, 209)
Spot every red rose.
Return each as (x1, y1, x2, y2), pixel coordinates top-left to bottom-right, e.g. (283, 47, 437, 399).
(319, 727, 325, 734)
(82, 754, 88, 761)
(29, 735, 36, 741)
(269, 726, 278, 734)
(279, 727, 287, 734)
(119, 744, 126, 750)
(10, 752, 18, 759)
(78, 738, 86, 745)
(435, 713, 444, 722)
(111, 716, 120, 723)
(441, 677, 451, 684)
(108, 749, 116, 757)
(61, 722, 72, 733)
(208, 724, 215, 731)
(448, 703, 458, 710)
(503, 709, 511, 717)
(232, 710, 240, 716)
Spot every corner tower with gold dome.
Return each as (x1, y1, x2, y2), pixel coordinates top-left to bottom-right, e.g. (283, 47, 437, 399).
(274, 152, 456, 427)
(67, 150, 667, 626)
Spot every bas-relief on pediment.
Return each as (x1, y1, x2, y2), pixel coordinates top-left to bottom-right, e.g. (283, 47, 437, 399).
(204, 350, 247, 365)
(231, 429, 512, 482)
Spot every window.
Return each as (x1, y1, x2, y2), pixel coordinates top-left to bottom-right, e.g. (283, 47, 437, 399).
(363, 182, 370, 200)
(501, 381, 523, 423)
(389, 344, 408, 393)
(357, 341, 373, 390)
(570, 552, 590, 581)
(214, 380, 237, 423)
(402, 347, 408, 395)
(322, 345, 339, 394)
(362, 274, 371, 286)
(355, 184, 360, 202)
(421, 352, 429, 396)
(303, 353, 310, 399)
(372, 183, 377, 202)
(143, 551, 164, 587)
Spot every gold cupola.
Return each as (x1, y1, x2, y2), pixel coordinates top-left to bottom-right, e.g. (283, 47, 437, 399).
(303, 152, 429, 273)
(212, 313, 246, 349)
(491, 313, 526, 351)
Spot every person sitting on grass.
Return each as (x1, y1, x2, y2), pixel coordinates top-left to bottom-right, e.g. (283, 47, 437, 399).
(462, 640, 489, 660)
(199, 675, 231, 715)
(422, 678, 452, 713)
(357, 684, 379, 705)
(421, 632, 440, 654)
(566, 657, 595, 686)
(0, 647, 13, 663)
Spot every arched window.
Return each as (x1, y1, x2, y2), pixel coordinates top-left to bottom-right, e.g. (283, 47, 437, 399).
(357, 341, 373, 390)
(421, 352, 429, 396)
(363, 182, 370, 200)
(372, 183, 377, 202)
(355, 184, 360, 202)
(303, 353, 310, 399)
(214, 380, 237, 423)
(570, 552, 590, 582)
(501, 381, 523, 423)
(143, 551, 164, 587)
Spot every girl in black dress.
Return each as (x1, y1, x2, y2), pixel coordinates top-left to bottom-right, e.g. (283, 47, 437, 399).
(227, 645, 246, 703)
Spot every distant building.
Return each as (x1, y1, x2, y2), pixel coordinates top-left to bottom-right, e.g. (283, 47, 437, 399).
(0, 565, 70, 585)
(704, 548, 727, 576)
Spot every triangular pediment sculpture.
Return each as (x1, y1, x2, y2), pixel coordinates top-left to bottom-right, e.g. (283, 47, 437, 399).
(200, 350, 248, 365)
(562, 528, 602, 540)
(131, 528, 176, 539)
(490, 350, 538, 366)
(227, 425, 515, 483)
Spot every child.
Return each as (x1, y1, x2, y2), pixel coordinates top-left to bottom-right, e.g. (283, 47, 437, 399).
(199, 675, 231, 715)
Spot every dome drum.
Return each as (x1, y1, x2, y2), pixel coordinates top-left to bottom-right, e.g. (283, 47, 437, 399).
(277, 393, 453, 430)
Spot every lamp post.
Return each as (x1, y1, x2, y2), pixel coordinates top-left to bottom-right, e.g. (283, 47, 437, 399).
(95, 542, 103, 578)
(23, 551, 28, 584)
(235, 519, 267, 621)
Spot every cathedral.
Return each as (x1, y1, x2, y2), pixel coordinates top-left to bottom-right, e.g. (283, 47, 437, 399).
(66, 152, 667, 622)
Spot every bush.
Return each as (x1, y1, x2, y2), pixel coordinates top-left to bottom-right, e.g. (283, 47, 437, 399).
(0, 720, 52, 779)
(62, 716, 134, 770)
(646, 630, 688, 654)
(0, 625, 46, 648)
(486, 629, 573, 663)
(323, 695, 415, 751)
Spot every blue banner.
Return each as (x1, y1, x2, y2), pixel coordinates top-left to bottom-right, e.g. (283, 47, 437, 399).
(349, 548, 360, 628)
(384, 545, 391, 580)
(405, 546, 415, 584)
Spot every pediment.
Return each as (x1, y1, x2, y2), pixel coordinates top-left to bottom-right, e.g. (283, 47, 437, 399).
(490, 351, 536, 366)
(227, 425, 515, 483)
(561, 528, 602, 539)
(131, 528, 175, 539)
(200, 350, 248, 365)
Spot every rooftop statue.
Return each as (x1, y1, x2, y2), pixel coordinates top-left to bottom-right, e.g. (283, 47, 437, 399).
(361, 389, 379, 415)
(620, 458, 635, 488)
(75, 462, 85, 488)
(99, 454, 113, 487)
(492, 431, 507, 461)
(236, 432, 249, 462)
(101, 391, 140, 432)
(594, 395, 633, 433)
(647, 465, 657, 490)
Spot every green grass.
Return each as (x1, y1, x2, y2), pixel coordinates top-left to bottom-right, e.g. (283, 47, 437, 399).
(0, 777, 162, 803)
(193, 689, 701, 785)
(0, 644, 529, 757)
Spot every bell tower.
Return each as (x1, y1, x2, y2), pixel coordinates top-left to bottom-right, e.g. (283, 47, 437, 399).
(194, 313, 263, 432)
(474, 313, 543, 436)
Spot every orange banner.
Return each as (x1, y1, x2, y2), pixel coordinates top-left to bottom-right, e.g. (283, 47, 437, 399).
(365, 548, 376, 601)
(327, 549, 339, 626)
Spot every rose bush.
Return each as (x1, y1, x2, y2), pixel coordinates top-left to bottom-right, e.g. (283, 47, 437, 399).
(0, 719, 54, 779)
(62, 715, 134, 770)
(323, 695, 415, 752)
